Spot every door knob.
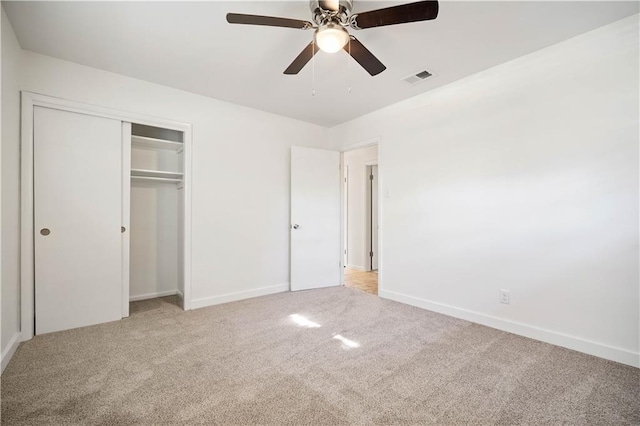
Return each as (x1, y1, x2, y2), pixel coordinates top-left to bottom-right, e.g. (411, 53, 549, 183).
(40, 228, 51, 236)
(292, 224, 300, 229)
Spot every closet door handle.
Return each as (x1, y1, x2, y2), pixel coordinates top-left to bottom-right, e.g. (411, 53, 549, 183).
(121, 226, 126, 233)
(40, 228, 51, 236)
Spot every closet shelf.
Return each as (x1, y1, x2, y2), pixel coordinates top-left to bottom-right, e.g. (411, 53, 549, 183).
(131, 168, 183, 180)
(131, 135, 183, 151)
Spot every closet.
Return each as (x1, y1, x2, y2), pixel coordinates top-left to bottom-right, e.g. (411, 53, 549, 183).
(27, 94, 190, 336)
(127, 123, 185, 305)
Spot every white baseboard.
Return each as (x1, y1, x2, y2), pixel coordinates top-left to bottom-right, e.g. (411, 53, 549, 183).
(191, 283, 289, 310)
(130, 290, 179, 302)
(346, 264, 365, 271)
(176, 290, 184, 300)
(1, 332, 22, 373)
(379, 289, 639, 368)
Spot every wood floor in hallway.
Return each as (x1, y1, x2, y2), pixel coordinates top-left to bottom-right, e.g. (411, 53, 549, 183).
(344, 267, 378, 295)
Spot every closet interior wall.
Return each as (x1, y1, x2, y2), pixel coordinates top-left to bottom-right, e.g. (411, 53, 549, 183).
(129, 124, 184, 302)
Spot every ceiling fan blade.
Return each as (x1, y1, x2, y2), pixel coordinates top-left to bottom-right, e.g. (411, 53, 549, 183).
(344, 37, 386, 76)
(350, 1, 439, 29)
(284, 41, 318, 75)
(226, 13, 313, 30)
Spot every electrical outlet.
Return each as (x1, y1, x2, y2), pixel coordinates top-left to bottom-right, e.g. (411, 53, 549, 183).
(499, 289, 510, 304)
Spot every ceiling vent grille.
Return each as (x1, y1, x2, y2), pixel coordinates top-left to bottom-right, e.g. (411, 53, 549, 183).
(402, 70, 433, 85)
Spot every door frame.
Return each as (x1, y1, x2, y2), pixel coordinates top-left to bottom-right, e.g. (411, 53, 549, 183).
(20, 92, 193, 341)
(365, 162, 379, 272)
(342, 165, 349, 267)
(339, 137, 382, 290)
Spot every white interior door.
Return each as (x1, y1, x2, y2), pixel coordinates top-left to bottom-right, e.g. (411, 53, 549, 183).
(34, 106, 123, 334)
(291, 146, 341, 291)
(371, 165, 379, 271)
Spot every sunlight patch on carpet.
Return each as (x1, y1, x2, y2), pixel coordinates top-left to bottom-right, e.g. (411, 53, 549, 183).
(332, 334, 360, 349)
(289, 314, 321, 328)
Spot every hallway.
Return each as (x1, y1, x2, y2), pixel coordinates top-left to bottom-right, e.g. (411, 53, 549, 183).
(344, 268, 378, 295)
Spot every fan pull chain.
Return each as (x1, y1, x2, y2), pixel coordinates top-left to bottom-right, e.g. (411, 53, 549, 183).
(312, 42, 316, 97)
(347, 37, 352, 94)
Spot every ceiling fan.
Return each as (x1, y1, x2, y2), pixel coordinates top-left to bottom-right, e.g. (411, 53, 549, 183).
(226, 0, 439, 76)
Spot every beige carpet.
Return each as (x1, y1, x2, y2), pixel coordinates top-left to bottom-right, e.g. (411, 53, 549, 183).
(1, 287, 638, 425)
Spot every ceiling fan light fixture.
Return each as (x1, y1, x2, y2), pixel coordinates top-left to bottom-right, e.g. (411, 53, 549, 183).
(315, 24, 349, 53)
(227, 0, 439, 75)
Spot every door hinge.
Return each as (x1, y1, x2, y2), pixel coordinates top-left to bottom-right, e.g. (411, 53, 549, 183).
(370, 174, 374, 180)
(369, 251, 374, 257)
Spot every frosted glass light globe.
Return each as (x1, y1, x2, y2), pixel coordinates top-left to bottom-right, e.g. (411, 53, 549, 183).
(315, 25, 349, 54)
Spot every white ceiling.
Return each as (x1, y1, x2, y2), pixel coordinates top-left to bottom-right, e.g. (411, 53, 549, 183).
(4, 1, 638, 127)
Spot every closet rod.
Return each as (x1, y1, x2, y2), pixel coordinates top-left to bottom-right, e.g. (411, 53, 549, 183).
(131, 176, 182, 184)
(131, 168, 183, 179)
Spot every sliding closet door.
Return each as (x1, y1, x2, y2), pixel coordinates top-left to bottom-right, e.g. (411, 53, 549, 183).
(34, 106, 123, 334)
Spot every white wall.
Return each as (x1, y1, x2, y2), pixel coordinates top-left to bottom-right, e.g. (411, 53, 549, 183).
(330, 16, 640, 367)
(343, 145, 377, 270)
(1, 7, 22, 371)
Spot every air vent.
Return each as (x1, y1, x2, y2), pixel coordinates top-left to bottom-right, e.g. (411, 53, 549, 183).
(402, 69, 433, 85)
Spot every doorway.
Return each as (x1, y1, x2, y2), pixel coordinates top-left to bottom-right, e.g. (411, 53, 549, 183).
(342, 145, 379, 295)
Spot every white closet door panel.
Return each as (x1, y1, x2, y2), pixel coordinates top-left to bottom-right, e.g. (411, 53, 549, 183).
(34, 106, 123, 334)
